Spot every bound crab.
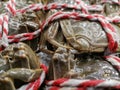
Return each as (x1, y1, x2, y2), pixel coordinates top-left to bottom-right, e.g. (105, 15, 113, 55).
(47, 47, 120, 81)
(39, 4, 120, 90)
(8, 0, 46, 51)
(39, 0, 120, 54)
(103, 2, 120, 34)
(46, 47, 120, 90)
(39, 10, 120, 54)
(0, 42, 42, 90)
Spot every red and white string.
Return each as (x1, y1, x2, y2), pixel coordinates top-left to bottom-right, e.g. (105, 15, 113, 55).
(1, 0, 120, 89)
(0, 0, 16, 49)
(0, 14, 9, 50)
(6, 0, 16, 16)
(8, 12, 119, 52)
(45, 54, 120, 89)
(15, 11, 120, 89)
(16, 2, 103, 13)
(18, 64, 47, 90)
(46, 78, 120, 89)
(6, 1, 120, 44)
(75, 0, 88, 14)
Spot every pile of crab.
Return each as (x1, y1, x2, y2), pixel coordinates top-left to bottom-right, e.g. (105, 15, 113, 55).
(0, 0, 120, 90)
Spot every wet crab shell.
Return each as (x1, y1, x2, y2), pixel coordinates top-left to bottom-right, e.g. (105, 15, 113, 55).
(60, 20, 107, 53)
(47, 47, 120, 80)
(103, 3, 120, 16)
(1, 42, 40, 69)
(60, 19, 120, 53)
(40, 15, 120, 54)
(8, 8, 45, 51)
(39, 10, 71, 54)
(0, 42, 42, 89)
(5, 68, 42, 82)
(8, 11, 40, 51)
(0, 68, 42, 90)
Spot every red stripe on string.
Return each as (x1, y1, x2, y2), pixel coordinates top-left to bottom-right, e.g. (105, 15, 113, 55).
(7, 4, 16, 15)
(79, 80, 104, 87)
(26, 82, 34, 90)
(33, 78, 41, 90)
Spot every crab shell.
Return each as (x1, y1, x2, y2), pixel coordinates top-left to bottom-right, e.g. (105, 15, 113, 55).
(1, 42, 40, 69)
(60, 19, 120, 53)
(0, 68, 42, 90)
(6, 68, 42, 82)
(0, 42, 42, 89)
(40, 9, 120, 54)
(104, 3, 120, 16)
(8, 10, 42, 51)
(7, 0, 48, 52)
(47, 47, 120, 80)
(39, 10, 68, 54)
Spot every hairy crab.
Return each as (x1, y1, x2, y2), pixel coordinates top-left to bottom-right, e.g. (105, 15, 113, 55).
(39, 10, 120, 54)
(0, 42, 42, 90)
(39, 0, 120, 54)
(39, 10, 73, 54)
(9, 10, 40, 51)
(47, 47, 120, 80)
(8, 0, 45, 51)
(38, 3, 120, 90)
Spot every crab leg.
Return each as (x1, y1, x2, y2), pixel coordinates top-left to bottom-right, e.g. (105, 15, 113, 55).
(0, 77, 15, 90)
(6, 68, 42, 82)
(12, 42, 40, 69)
(46, 22, 72, 49)
(40, 21, 72, 54)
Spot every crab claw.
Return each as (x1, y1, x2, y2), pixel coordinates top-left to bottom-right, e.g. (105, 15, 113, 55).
(6, 68, 43, 82)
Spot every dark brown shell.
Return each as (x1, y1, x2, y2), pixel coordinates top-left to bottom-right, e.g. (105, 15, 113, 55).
(47, 49, 120, 80)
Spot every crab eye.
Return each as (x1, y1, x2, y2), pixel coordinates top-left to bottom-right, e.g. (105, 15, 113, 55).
(8, 57, 13, 61)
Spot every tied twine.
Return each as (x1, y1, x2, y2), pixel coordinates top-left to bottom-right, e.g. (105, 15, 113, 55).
(8, 11, 119, 53)
(0, 0, 119, 45)
(6, 0, 120, 44)
(6, 0, 16, 16)
(18, 64, 48, 90)
(46, 79, 120, 89)
(0, 0, 16, 50)
(16, 11, 120, 89)
(1, 0, 120, 89)
(3, 0, 104, 49)
(16, 2, 103, 13)
(0, 14, 9, 50)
